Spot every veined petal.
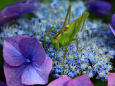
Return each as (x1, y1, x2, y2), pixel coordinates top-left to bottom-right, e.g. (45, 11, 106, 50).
(4, 63, 26, 86)
(34, 56, 53, 84)
(19, 38, 46, 65)
(3, 36, 27, 66)
(22, 65, 45, 85)
(48, 76, 72, 86)
(22, 56, 53, 85)
(67, 74, 94, 86)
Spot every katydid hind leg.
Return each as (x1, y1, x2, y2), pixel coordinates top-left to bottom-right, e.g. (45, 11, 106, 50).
(71, 38, 82, 52)
(81, 12, 89, 32)
(48, 26, 58, 34)
(62, 4, 71, 27)
(68, 4, 71, 24)
(71, 38, 79, 51)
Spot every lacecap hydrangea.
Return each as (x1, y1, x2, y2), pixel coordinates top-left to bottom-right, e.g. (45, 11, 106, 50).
(0, 0, 115, 81)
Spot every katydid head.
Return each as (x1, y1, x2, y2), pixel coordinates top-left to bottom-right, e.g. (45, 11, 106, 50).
(52, 39, 59, 50)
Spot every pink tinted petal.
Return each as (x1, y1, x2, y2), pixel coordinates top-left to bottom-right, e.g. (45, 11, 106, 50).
(108, 24, 115, 36)
(108, 73, 115, 86)
(19, 38, 46, 65)
(67, 74, 94, 86)
(34, 56, 53, 84)
(4, 63, 26, 86)
(112, 14, 115, 26)
(22, 56, 53, 85)
(3, 36, 27, 66)
(48, 76, 72, 86)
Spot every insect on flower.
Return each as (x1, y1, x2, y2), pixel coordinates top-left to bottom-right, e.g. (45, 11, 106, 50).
(44, 4, 89, 63)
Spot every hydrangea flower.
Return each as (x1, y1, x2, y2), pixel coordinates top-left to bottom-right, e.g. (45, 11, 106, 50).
(0, 0, 114, 80)
(3, 35, 53, 86)
(108, 14, 115, 36)
(85, 0, 112, 15)
(48, 73, 115, 86)
(48, 74, 94, 86)
(0, 2, 37, 26)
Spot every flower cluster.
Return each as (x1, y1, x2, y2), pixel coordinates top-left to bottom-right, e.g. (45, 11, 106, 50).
(0, 0, 115, 81)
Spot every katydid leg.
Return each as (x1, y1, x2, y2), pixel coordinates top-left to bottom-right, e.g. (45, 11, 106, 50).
(62, 45, 68, 65)
(71, 38, 81, 52)
(81, 12, 89, 32)
(48, 26, 58, 34)
(44, 33, 53, 50)
(72, 38, 79, 50)
(62, 4, 71, 27)
(72, 38, 83, 52)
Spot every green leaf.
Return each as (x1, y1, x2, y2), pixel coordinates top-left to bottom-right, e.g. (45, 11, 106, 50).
(24, 13, 35, 19)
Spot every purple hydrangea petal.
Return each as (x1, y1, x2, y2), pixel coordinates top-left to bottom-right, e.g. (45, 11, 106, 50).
(4, 63, 26, 86)
(0, 13, 11, 26)
(108, 73, 115, 86)
(67, 74, 94, 86)
(48, 76, 72, 86)
(22, 65, 44, 85)
(34, 56, 53, 84)
(0, 2, 37, 26)
(3, 36, 28, 66)
(85, 0, 112, 14)
(0, 12, 18, 27)
(94, 9, 109, 15)
(19, 38, 46, 65)
(22, 56, 53, 85)
(0, 81, 7, 86)
(112, 14, 115, 26)
(1, 3, 37, 16)
(108, 24, 115, 36)
(26, 0, 41, 3)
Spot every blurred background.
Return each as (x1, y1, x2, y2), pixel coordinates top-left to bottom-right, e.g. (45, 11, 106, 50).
(0, 0, 115, 23)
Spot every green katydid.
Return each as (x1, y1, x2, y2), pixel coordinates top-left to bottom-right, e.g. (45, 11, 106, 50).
(44, 4, 89, 62)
